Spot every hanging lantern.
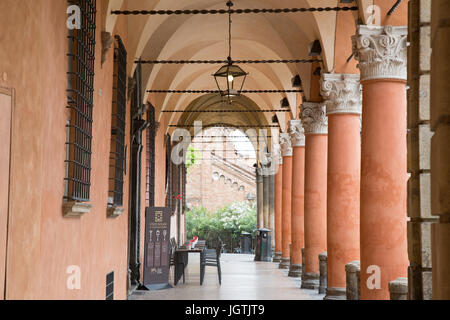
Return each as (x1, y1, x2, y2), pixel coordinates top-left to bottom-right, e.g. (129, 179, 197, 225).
(212, 1, 248, 102)
(213, 57, 247, 100)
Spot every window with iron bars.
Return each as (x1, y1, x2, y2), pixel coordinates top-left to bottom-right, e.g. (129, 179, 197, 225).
(65, 0, 96, 202)
(145, 105, 156, 208)
(108, 35, 127, 206)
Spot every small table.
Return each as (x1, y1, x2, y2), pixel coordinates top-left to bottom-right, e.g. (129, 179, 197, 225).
(174, 245, 206, 285)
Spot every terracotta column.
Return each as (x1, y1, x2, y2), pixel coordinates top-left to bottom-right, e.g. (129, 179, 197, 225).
(256, 168, 264, 229)
(273, 149, 283, 263)
(352, 25, 409, 300)
(279, 133, 292, 269)
(301, 102, 328, 289)
(269, 165, 275, 251)
(320, 73, 362, 299)
(263, 167, 270, 228)
(287, 120, 305, 278)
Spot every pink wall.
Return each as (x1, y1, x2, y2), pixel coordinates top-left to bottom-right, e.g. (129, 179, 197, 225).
(0, 0, 131, 299)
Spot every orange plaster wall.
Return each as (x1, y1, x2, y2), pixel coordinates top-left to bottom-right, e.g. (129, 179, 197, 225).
(333, 9, 358, 74)
(0, 0, 131, 299)
(375, 0, 409, 26)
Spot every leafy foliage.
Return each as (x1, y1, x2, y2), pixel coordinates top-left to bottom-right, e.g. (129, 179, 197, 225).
(186, 201, 257, 247)
(185, 145, 202, 171)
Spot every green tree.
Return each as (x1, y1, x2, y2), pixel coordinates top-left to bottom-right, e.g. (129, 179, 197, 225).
(186, 201, 257, 250)
(185, 145, 202, 171)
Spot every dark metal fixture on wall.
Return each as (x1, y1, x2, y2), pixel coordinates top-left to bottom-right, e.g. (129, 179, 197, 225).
(280, 98, 290, 108)
(291, 75, 302, 88)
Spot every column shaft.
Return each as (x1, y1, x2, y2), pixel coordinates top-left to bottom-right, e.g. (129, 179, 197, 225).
(280, 156, 292, 268)
(326, 114, 361, 297)
(269, 172, 275, 250)
(263, 173, 270, 228)
(274, 163, 283, 262)
(256, 169, 264, 229)
(289, 146, 305, 277)
(360, 80, 409, 299)
(303, 135, 328, 277)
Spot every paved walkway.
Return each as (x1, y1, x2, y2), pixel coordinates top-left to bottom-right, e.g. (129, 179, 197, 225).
(130, 254, 324, 300)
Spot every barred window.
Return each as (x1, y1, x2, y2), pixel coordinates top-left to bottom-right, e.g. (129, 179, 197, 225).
(65, 0, 96, 202)
(145, 105, 156, 207)
(108, 35, 127, 206)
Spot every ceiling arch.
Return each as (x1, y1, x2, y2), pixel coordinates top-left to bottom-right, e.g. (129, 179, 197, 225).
(104, 0, 346, 133)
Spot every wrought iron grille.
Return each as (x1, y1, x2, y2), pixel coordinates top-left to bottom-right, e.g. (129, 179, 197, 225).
(108, 35, 127, 206)
(145, 105, 156, 207)
(65, 0, 96, 202)
(106, 271, 114, 300)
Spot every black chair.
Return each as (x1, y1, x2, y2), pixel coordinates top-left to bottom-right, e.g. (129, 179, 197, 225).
(170, 237, 186, 284)
(200, 238, 223, 285)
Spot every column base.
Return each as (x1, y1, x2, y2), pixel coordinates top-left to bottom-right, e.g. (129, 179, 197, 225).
(279, 258, 290, 269)
(288, 264, 302, 277)
(273, 252, 282, 262)
(319, 284, 326, 294)
(301, 272, 319, 290)
(324, 287, 347, 300)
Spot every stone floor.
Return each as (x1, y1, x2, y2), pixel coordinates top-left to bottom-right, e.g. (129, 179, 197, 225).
(129, 254, 325, 300)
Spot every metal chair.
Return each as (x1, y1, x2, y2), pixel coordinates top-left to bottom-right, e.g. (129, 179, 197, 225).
(201, 238, 223, 285)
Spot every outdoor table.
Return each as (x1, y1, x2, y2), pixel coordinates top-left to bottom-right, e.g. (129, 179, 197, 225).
(174, 244, 206, 285)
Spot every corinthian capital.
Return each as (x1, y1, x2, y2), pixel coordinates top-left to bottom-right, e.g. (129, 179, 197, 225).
(301, 102, 328, 135)
(288, 120, 305, 147)
(321, 73, 362, 115)
(279, 133, 293, 157)
(271, 143, 282, 165)
(352, 25, 408, 82)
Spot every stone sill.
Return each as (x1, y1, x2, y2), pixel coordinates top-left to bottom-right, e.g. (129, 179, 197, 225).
(63, 201, 92, 218)
(107, 205, 125, 218)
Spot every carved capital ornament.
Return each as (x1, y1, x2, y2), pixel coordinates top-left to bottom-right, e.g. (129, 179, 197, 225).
(288, 120, 305, 147)
(321, 73, 362, 115)
(352, 25, 408, 82)
(279, 133, 293, 157)
(301, 102, 328, 135)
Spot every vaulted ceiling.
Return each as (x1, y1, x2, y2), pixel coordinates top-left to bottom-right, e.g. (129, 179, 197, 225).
(104, 0, 365, 134)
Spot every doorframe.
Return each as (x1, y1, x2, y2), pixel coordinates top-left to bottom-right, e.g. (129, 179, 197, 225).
(0, 86, 15, 300)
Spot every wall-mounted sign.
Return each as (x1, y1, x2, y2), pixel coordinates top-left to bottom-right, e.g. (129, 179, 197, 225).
(142, 207, 172, 290)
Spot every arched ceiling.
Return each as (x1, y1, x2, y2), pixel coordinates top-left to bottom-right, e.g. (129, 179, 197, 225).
(105, 0, 357, 133)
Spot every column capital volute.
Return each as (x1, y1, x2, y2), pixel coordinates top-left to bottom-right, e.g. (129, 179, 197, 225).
(279, 133, 293, 157)
(351, 25, 408, 82)
(288, 119, 305, 147)
(320, 73, 362, 115)
(300, 102, 328, 135)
